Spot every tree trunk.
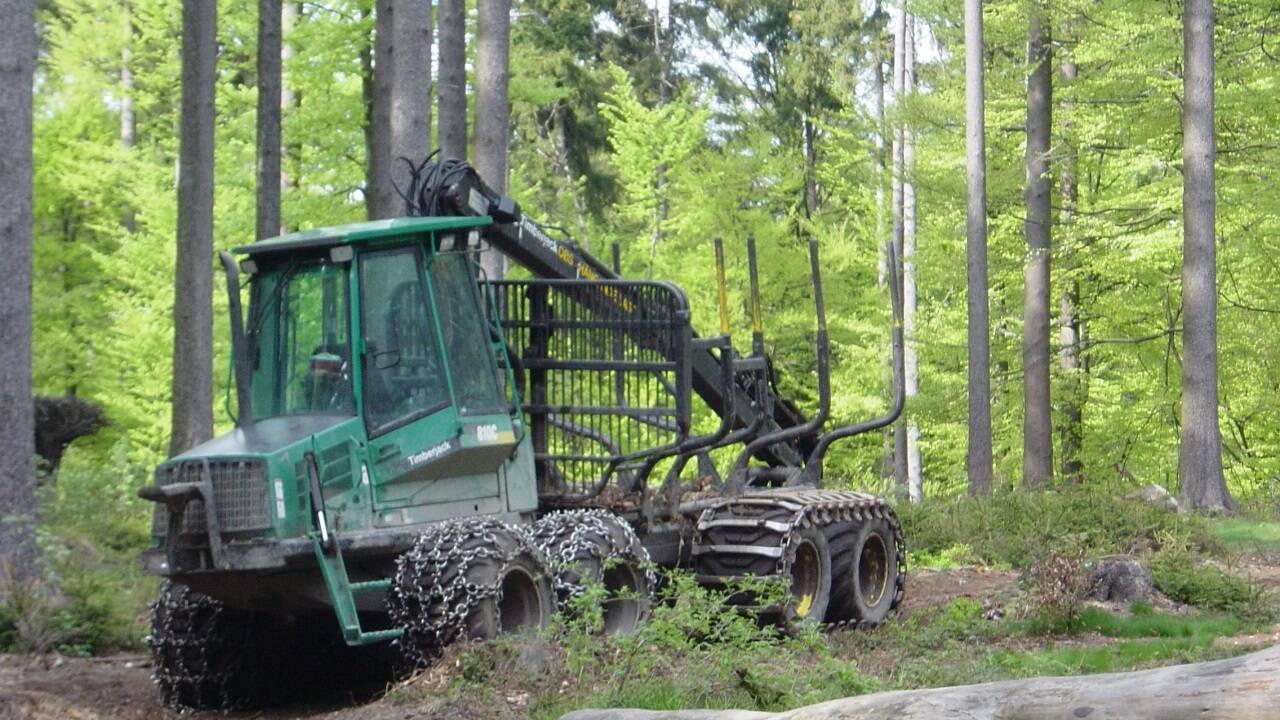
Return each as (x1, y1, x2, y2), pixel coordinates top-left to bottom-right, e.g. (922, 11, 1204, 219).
(1179, 0, 1236, 512)
(1022, 0, 1053, 487)
(965, 0, 994, 495)
(1058, 49, 1084, 483)
(0, 0, 37, 581)
(903, 15, 922, 503)
(873, 1, 886, 288)
(367, 0, 395, 219)
(474, 0, 511, 279)
(120, 5, 135, 150)
(280, 1, 299, 233)
(389, 0, 432, 215)
(169, 0, 216, 458)
(891, 0, 907, 495)
(120, 4, 136, 232)
(437, 0, 467, 161)
(256, 0, 282, 241)
(559, 644, 1280, 720)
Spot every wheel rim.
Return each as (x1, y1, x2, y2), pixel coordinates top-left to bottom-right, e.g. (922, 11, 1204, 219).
(600, 563, 644, 634)
(858, 533, 889, 607)
(498, 566, 542, 633)
(789, 539, 822, 619)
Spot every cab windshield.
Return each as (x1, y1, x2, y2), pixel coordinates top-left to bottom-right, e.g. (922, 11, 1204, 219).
(248, 259, 353, 419)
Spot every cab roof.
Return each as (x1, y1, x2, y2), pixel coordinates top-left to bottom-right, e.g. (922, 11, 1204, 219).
(235, 215, 492, 257)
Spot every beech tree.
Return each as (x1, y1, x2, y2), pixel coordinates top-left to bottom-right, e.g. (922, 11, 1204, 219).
(0, 0, 36, 580)
(169, 0, 216, 457)
(1022, 0, 1053, 487)
(438, 0, 467, 162)
(367, 0, 395, 219)
(474, 0, 511, 279)
(965, 0, 993, 495)
(1178, 0, 1235, 512)
(257, 0, 282, 240)
(1058, 35, 1084, 483)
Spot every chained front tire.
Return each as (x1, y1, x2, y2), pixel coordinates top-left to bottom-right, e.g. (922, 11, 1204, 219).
(388, 517, 554, 667)
(148, 581, 273, 711)
(530, 509, 653, 634)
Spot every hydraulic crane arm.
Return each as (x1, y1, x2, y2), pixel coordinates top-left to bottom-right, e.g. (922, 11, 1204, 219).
(418, 163, 809, 468)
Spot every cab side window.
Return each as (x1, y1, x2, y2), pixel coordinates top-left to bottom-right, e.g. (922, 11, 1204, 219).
(360, 248, 449, 433)
(427, 253, 505, 415)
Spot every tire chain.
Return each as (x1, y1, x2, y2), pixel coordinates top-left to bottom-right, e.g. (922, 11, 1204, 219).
(387, 516, 548, 668)
(527, 509, 656, 612)
(694, 489, 907, 631)
(147, 581, 261, 712)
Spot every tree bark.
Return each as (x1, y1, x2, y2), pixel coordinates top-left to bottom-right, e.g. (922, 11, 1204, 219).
(437, 0, 467, 161)
(474, 0, 511, 279)
(559, 643, 1280, 720)
(256, 0, 282, 241)
(873, 1, 886, 289)
(1058, 48, 1084, 483)
(367, 0, 396, 219)
(120, 7, 135, 151)
(965, 0, 993, 495)
(1022, 0, 1053, 487)
(389, 0, 432, 207)
(1179, 0, 1236, 512)
(903, 16, 922, 503)
(891, 0, 907, 495)
(0, 0, 37, 581)
(280, 1, 299, 233)
(169, 0, 216, 458)
(120, 4, 136, 232)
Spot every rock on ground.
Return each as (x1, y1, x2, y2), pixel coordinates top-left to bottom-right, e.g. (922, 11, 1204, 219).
(1124, 483, 1181, 513)
(1088, 555, 1155, 603)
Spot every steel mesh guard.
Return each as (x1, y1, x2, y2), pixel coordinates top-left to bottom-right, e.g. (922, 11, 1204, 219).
(494, 279, 693, 501)
(151, 459, 272, 537)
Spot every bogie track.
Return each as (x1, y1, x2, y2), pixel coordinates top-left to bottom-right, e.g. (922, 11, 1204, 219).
(692, 489, 906, 627)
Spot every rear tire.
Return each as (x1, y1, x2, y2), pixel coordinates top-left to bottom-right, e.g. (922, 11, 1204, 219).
(826, 517, 900, 625)
(148, 581, 274, 711)
(388, 517, 554, 667)
(530, 509, 654, 634)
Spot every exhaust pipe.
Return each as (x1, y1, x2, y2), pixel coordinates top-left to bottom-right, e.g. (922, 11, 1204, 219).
(219, 251, 255, 430)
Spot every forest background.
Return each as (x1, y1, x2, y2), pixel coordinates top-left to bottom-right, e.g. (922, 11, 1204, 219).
(31, 0, 1280, 521)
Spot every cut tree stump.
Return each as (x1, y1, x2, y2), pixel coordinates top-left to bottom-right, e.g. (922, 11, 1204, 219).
(560, 644, 1280, 720)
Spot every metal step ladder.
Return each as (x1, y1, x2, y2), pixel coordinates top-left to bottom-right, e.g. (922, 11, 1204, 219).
(306, 452, 403, 646)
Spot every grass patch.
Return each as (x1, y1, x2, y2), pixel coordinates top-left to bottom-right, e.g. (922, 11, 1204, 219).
(1021, 602, 1254, 638)
(1212, 517, 1280, 554)
(987, 636, 1248, 677)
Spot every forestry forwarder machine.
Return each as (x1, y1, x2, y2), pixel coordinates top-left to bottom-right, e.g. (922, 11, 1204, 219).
(138, 157, 908, 710)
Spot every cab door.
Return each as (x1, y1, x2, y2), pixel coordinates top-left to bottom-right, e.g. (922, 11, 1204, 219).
(356, 245, 505, 526)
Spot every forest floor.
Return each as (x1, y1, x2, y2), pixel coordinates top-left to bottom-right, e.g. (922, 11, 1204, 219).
(2, 562, 1277, 720)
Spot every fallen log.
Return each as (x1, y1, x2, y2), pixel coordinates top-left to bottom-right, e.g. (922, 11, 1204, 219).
(560, 643, 1280, 720)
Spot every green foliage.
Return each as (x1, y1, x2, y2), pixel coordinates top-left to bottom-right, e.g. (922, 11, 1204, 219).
(1149, 547, 1271, 619)
(908, 543, 991, 569)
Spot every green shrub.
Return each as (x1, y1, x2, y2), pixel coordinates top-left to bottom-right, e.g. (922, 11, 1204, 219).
(898, 486, 1215, 569)
(1149, 547, 1271, 619)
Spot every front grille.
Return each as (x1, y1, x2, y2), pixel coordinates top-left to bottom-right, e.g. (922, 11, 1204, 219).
(151, 458, 272, 537)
